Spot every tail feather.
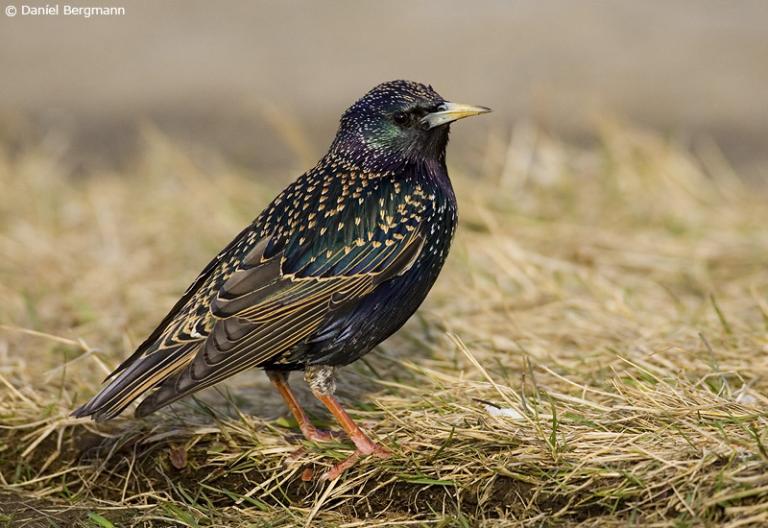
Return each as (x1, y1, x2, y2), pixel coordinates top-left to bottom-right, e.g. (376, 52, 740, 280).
(135, 361, 233, 418)
(72, 344, 196, 421)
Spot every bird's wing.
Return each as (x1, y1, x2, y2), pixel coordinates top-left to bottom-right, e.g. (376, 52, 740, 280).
(134, 173, 430, 415)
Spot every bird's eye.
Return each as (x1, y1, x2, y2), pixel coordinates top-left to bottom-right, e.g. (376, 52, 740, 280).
(393, 111, 409, 126)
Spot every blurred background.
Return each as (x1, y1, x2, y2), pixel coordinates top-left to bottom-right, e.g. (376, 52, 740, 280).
(1, 0, 767, 178)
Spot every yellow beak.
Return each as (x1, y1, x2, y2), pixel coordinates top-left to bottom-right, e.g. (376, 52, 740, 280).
(421, 102, 492, 129)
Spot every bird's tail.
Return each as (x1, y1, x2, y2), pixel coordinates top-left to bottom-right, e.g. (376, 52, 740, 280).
(72, 344, 195, 421)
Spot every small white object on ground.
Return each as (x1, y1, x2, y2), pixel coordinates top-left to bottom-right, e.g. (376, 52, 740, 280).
(484, 404, 525, 420)
(735, 391, 757, 405)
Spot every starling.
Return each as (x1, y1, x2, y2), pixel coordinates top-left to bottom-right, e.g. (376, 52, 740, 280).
(73, 80, 490, 478)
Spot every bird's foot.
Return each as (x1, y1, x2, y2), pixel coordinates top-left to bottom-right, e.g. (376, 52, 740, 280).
(300, 424, 339, 443)
(320, 442, 391, 481)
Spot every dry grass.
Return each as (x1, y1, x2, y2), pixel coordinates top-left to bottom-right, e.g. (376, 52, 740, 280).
(1, 119, 768, 527)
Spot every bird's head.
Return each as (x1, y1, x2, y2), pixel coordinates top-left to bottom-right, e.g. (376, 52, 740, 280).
(331, 80, 490, 167)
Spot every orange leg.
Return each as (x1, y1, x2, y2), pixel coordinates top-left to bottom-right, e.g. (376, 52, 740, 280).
(310, 388, 391, 480)
(313, 392, 387, 455)
(266, 371, 335, 443)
